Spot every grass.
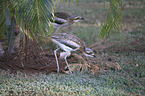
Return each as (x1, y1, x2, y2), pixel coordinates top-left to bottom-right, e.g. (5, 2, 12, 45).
(1, 0, 145, 95)
(0, 65, 144, 95)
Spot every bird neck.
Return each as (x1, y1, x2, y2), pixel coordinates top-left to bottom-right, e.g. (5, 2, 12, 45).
(68, 19, 74, 24)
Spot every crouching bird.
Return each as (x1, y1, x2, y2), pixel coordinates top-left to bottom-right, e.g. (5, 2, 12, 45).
(51, 33, 96, 74)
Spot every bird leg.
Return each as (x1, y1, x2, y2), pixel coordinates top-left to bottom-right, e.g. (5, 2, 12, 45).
(64, 52, 72, 74)
(54, 48, 60, 74)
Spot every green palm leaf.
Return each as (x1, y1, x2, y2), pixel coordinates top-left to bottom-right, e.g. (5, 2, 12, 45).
(99, 0, 123, 38)
(10, 0, 54, 40)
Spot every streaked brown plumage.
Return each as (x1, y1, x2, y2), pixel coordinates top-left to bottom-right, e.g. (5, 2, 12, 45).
(50, 12, 84, 32)
(51, 33, 96, 74)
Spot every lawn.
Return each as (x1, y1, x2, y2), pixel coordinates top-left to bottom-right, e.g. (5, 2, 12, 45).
(0, 0, 145, 95)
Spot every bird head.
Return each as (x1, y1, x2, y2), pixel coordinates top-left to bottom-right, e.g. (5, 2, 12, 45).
(70, 15, 84, 22)
(84, 48, 96, 58)
(82, 41, 96, 58)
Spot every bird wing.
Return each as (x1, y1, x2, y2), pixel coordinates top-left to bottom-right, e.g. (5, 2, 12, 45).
(54, 17, 68, 25)
(51, 36, 80, 49)
(54, 12, 70, 20)
(50, 12, 70, 25)
(51, 33, 84, 52)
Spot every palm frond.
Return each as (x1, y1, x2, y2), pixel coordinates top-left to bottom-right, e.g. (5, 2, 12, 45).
(1, 0, 79, 40)
(8, 0, 54, 40)
(99, 0, 123, 38)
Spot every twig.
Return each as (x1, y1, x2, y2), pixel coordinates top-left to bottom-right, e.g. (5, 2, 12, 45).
(88, 40, 104, 48)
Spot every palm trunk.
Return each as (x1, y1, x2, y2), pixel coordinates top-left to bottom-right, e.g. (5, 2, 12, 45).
(5, 9, 17, 53)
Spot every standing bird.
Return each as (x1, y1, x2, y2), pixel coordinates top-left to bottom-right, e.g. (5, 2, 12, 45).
(50, 12, 84, 33)
(51, 33, 96, 74)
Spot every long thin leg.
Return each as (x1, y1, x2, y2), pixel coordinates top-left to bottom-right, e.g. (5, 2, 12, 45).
(64, 52, 72, 74)
(54, 48, 60, 74)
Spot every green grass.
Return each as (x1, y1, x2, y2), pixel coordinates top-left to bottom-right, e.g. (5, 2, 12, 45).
(0, 65, 144, 96)
(1, 0, 145, 95)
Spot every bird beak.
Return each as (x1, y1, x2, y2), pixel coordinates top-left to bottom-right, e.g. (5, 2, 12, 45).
(93, 55, 97, 58)
(81, 17, 84, 20)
